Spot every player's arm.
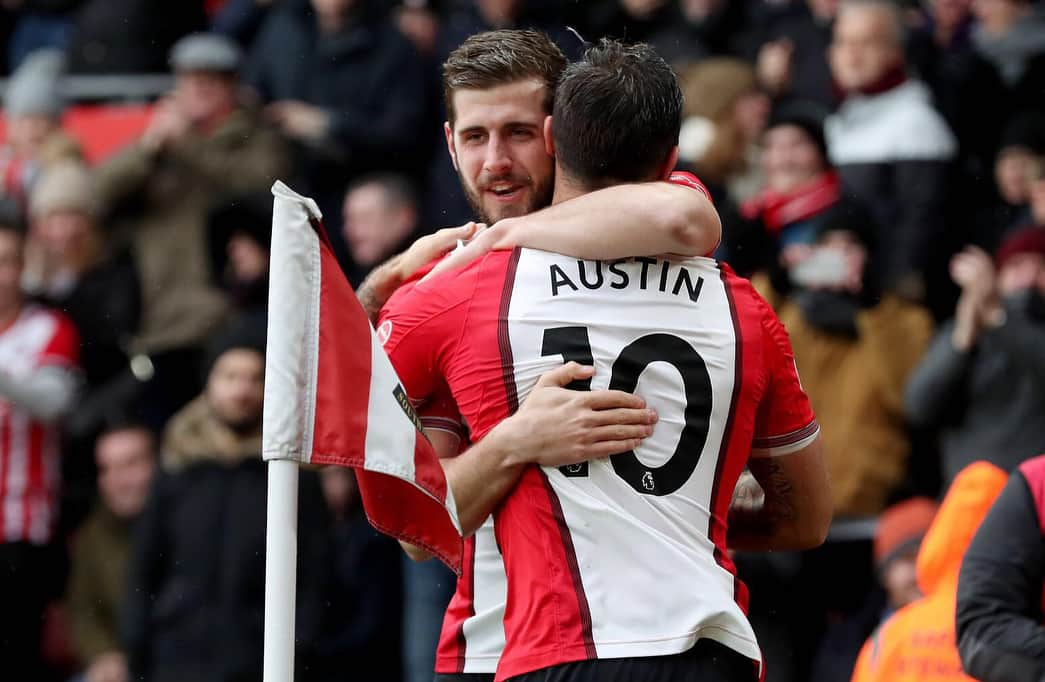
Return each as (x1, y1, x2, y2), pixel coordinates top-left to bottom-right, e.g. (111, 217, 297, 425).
(492, 177, 719, 257)
(426, 176, 720, 280)
(727, 298, 832, 551)
(726, 437, 832, 551)
(356, 222, 482, 322)
(443, 362, 654, 537)
(400, 363, 655, 559)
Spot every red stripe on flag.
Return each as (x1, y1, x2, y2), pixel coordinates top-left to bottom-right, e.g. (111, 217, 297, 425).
(311, 233, 371, 469)
(305, 216, 461, 573)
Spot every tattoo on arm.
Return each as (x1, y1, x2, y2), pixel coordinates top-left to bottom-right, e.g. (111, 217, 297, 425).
(356, 255, 403, 325)
(357, 283, 383, 324)
(727, 458, 797, 540)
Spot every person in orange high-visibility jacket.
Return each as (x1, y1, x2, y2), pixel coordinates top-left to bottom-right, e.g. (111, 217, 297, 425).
(851, 461, 1009, 682)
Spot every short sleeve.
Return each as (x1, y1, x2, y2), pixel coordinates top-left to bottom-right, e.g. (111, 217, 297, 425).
(376, 262, 478, 412)
(668, 171, 712, 202)
(39, 313, 79, 368)
(418, 379, 466, 449)
(751, 303, 819, 457)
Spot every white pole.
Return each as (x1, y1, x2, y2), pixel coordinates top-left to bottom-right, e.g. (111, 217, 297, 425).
(263, 458, 300, 682)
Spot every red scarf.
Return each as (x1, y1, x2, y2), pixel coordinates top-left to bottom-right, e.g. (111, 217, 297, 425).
(833, 64, 909, 102)
(741, 171, 842, 234)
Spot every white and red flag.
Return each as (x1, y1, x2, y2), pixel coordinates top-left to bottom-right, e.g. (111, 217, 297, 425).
(262, 181, 463, 572)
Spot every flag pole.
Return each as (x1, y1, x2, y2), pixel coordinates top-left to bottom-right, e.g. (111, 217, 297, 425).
(264, 458, 299, 682)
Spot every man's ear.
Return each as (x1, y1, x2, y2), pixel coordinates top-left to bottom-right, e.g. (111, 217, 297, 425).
(658, 146, 680, 181)
(444, 121, 459, 171)
(543, 115, 555, 157)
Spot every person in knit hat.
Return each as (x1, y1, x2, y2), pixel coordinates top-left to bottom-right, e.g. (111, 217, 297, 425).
(907, 226, 1045, 484)
(874, 497, 940, 615)
(851, 462, 1009, 682)
(0, 49, 82, 208)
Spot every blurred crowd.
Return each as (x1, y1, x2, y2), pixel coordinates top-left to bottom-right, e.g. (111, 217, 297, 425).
(0, 0, 1042, 681)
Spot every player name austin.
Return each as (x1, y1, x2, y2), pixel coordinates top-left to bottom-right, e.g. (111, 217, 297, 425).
(549, 257, 704, 302)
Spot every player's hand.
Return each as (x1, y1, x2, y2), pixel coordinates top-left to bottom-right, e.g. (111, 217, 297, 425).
(422, 220, 506, 281)
(400, 222, 484, 282)
(490, 362, 657, 468)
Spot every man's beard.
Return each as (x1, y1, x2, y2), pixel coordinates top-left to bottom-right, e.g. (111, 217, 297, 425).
(458, 168, 554, 225)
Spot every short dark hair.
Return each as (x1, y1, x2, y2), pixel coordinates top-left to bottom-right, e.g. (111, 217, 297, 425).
(442, 29, 567, 126)
(553, 39, 683, 187)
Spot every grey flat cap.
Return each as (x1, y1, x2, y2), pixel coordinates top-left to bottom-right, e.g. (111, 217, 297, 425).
(6, 49, 66, 118)
(169, 33, 243, 74)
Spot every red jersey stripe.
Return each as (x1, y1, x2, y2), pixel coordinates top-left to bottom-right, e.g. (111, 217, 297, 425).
(538, 469, 597, 659)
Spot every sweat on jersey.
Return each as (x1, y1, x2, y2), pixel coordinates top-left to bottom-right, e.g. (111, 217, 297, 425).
(380, 244, 819, 680)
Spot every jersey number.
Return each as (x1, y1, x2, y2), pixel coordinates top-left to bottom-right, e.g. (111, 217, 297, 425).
(541, 327, 713, 496)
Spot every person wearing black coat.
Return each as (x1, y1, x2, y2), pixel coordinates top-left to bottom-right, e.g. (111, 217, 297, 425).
(66, 0, 207, 73)
(244, 0, 428, 265)
(124, 458, 330, 682)
(123, 327, 330, 682)
(957, 453, 1045, 682)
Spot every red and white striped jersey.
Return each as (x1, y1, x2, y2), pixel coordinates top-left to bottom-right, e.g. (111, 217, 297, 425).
(0, 305, 78, 545)
(382, 248, 818, 679)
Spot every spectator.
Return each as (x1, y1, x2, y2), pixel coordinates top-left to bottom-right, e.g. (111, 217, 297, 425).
(95, 32, 291, 420)
(245, 0, 428, 263)
(759, 206, 933, 517)
(970, 0, 1045, 111)
(974, 111, 1045, 250)
(850, 461, 1008, 682)
(123, 324, 328, 682)
(727, 102, 840, 278)
(0, 49, 81, 208)
(0, 216, 79, 678)
(24, 161, 139, 396)
(66, 424, 156, 682)
(956, 453, 1045, 682)
(66, 0, 207, 73)
(584, 0, 709, 66)
(677, 57, 770, 204)
(905, 228, 1045, 485)
(907, 0, 1007, 181)
(206, 192, 273, 322)
(23, 160, 141, 529)
(311, 466, 403, 682)
(874, 497, 940, 616)
(826, 0, 957, 301)
(341, 173, 420, 285)
(807, 496, 940, 682)
(755, 0, 841, 108)
(159, 320, 266, 473)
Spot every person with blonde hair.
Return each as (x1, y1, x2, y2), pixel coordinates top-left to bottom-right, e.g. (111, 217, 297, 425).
(677, 58, 769, 204)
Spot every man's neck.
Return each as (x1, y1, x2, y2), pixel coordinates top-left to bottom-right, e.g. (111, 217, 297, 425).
(550, 170, 597, 206)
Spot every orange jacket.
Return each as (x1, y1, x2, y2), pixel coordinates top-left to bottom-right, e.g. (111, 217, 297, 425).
(851, 461, 1009, 682)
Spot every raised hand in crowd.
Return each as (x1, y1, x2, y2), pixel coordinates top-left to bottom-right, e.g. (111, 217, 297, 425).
(950, 246, 1002, 351)
(140, 96, 191, 152)
(266, 100, 332, 144)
